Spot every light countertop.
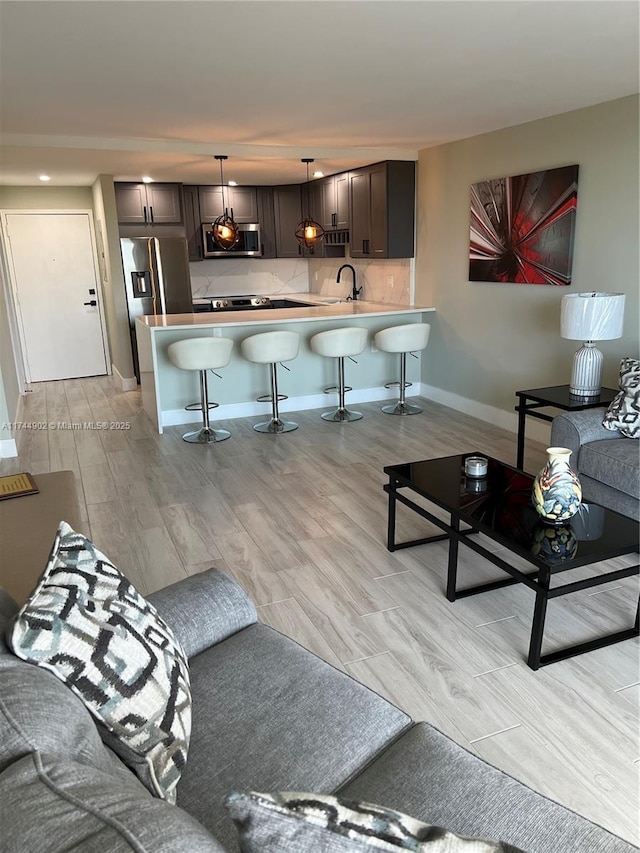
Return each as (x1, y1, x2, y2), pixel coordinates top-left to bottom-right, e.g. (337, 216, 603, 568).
(139, 296, 435, 331)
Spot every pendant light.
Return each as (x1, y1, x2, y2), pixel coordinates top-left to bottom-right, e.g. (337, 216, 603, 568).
(212, 155, 239, 250)
(295, 158, 324, 249)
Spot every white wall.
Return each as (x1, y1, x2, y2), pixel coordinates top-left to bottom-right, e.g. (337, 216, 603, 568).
(91, 176, 135, 384)
(415, 96, 639, 423)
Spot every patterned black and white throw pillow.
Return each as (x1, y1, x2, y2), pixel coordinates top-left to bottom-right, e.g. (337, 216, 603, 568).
(603, 357, 640, 438)
(8, 521, 191, 803)
(226, 791, 525, 852)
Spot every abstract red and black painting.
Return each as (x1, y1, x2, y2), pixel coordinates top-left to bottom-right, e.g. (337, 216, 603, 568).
(469, 165, 579, 285)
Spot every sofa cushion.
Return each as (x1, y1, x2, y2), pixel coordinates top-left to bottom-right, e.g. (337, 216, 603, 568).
(603, 358, 640, 439)
(338, 723, 635, 853)
(176, 622, 411, 851)
(7, 521, 191, 803)
(0, 751, 225, 853)
(2, 586, 123, 778)
(147, 569, 258, 659)
(579, 439, 640, 500)
(225, 791, 524, 852)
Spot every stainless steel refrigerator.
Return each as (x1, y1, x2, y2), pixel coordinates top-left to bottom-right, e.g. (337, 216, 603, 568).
(120, 236, 193, 381)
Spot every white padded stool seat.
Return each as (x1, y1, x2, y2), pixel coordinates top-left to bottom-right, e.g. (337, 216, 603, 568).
(374, 323, 431, 354)
(241, 330, 299, 364)
(373, 322, 431, 416)
(309, 327, 368, 423)
(310, 327, 368, 359)
(241, 330, 300, 434)
(168, 337, 233, 371)
(167, 336, 234, 443)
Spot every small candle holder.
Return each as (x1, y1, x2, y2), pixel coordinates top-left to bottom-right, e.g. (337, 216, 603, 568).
(465, 456, 488, 478)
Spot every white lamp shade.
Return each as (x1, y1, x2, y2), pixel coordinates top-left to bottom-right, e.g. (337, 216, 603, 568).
(560, 292, 625, 341)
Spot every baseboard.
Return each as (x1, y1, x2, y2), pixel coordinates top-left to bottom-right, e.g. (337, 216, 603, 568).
(161, 385, 403, 427)
(0, 438, 18, 458)
(419, 383, 552, 446)
(112, 364, 138, 392)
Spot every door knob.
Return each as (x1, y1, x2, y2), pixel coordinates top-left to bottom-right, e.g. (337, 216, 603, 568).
(84, 300, 97, 306)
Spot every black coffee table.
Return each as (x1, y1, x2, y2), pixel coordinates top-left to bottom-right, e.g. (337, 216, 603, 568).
(384, 453, 639, 669)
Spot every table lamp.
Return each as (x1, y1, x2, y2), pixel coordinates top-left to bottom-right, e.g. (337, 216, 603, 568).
(560, 292, 625, 397)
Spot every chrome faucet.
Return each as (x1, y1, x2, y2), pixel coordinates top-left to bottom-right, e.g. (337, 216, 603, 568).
(337, 264, 362, 301)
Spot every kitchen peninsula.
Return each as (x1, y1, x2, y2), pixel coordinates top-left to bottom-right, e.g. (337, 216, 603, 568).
(136, 297, 435, 433)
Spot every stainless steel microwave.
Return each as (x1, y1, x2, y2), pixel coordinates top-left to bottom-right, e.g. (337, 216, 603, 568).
(202, 222, 261, 257)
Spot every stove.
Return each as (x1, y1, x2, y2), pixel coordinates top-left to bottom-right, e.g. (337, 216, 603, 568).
(193, 296, 271, 312)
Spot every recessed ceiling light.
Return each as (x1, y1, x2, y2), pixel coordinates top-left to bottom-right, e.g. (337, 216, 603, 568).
(228, 180, 237, 186)
(313, 171, 324, 178)
(39, 174, 51, 181)
(142, 176, 153, 183)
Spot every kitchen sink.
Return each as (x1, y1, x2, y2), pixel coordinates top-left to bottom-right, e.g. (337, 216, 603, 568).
(269, 298, 317, 308)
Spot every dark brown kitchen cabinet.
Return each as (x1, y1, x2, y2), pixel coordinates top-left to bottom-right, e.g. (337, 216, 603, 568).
(349, 161, 415, 258)
(115, 183, 183, 225)
(273, 185, 303, 258)
(198, 186, 258, 223)
(183, 185, 203, 261)
(257, 187, 276, 258)
(300, 179, 325, 258)
(322, 172, 349, 231)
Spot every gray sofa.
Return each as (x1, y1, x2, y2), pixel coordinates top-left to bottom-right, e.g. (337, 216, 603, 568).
(0, 569, 636, 852)
(550, 408, 639, 520)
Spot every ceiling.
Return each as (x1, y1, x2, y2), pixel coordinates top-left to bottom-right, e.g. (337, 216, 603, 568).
(0, 0, 638, 187)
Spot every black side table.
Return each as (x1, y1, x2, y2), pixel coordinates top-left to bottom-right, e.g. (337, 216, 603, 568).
(515, 385, 617, 471)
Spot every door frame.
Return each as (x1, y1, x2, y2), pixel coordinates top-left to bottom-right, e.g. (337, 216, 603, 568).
(0, 209, 111, 383)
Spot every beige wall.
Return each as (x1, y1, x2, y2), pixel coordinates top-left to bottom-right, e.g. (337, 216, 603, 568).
(0, 236, 21, 445)
(0, 186, 93, 209)
(91, 176, 135, 381)
(416, 95, 639, 423)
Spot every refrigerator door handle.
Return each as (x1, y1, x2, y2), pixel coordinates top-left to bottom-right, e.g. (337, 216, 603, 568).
(148, 237, 167, 316)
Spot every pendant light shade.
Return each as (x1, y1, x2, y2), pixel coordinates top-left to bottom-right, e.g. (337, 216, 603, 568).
(295, 158, 324, 249)
(212, 155, 239, 250)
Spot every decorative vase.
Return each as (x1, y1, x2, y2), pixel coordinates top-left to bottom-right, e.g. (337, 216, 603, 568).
(532, 447, 582, 523)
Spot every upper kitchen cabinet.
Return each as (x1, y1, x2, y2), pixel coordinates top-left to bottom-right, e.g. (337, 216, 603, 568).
(349, 161, 415, 258)
(273, 185, 303, 258)
(322, 172, 349, 231)
(183, 185, 204, 261)
(198, 186, 258, 223)
(257, 187, 276, 259)
(115, 183, 183, 225)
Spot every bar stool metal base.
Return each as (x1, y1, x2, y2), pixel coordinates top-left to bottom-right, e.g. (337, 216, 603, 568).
(381, 352, 422, 416)
(381, 401, 423, 416)
(321, 407, 362, 422)
(252, 362, 298, 434)
(253, 418, 298, 434)
(320, 356, 363, 424)
(182, 426, 231, 443)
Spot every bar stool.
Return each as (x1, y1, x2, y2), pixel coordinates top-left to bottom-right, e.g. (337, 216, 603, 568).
(310, 327, 368, 422)
(167, 336, 234, 443)
(374, 323, 431, 415)
(241, 330, 300, 433)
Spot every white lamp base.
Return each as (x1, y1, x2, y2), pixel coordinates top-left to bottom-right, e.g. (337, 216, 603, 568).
(570, 342, 603, 397)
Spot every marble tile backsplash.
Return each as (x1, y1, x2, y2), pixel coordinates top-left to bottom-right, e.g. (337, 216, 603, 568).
(190, 256, 413, 305)
(307, 258, 412, 305)
(190, 258, 309, 298)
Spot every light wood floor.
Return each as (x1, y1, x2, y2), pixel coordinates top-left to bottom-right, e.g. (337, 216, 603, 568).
(2, 376, 638, 844)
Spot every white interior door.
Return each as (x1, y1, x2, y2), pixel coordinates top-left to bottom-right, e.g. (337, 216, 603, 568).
(4, 212, 108, 382)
